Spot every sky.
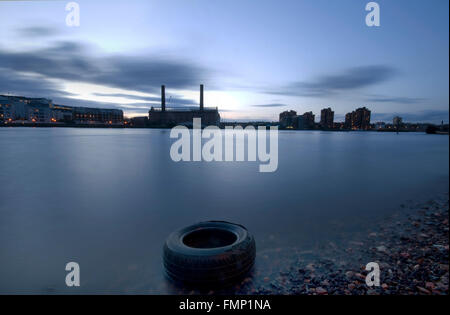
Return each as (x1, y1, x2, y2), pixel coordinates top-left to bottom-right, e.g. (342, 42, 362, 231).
(0, 0, 448, 123)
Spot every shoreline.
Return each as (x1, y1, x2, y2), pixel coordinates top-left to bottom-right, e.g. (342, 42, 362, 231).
(251, 193, 449, 295)
(0, 124, 445, 133)
(166, 193, 449, 295)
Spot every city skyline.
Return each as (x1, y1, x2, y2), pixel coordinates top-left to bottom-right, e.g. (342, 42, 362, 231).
(3, 91, 445, 131)
(0, 0, 448, 123)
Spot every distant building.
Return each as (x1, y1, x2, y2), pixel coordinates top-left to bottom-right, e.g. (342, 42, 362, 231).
(279, 110, 316, 130)
(0, 96, 13, 122)
(148, 85, 220, 127)
(334, 122, 345, 130)
(52, 105, 74, 122)
(393, 116, 403, 126)
(298, 111, 315, 130)
(0, 95, 53, 122)
(320, 107, 334, 129)
(352, 107, 371, 130)
(344, 112, 352, 129)
(0, 94, 123, 125)
(27, 98, 53, 122)
(129, 116, 149, 127)
(279, 110, 298, 129)
(344, 107, 371, 130)
(73, 107, 123, 124)
(375, 122, 386, 130)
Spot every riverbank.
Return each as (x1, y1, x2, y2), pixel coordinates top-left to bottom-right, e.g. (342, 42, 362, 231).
(251, 193, 449, 295)
(2, 122, 447, 133)
(168, 193, 449, 295)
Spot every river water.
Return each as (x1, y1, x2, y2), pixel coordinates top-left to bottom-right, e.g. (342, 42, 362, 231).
(0, 128, 448, 293)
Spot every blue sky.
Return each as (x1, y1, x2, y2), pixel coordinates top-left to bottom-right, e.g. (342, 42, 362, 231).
(0, 0, 448, 122)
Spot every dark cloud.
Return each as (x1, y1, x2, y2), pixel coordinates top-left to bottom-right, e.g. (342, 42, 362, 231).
(372, 110, 449, 124)
(0, 40, 211, 95)
(218, 109, 239, 112)
(0, 71, 69, 98)
(92, 92, 197, 106)
(17, 26, 59, 38)
(93, 93, 160, 102)
(0, 69, 201, 113)
(53, 97, 123, 110)
(0, 71, 125, 110)
(267, 65, 397, 97)
(120, 103, 154, 109)
(250, 103, 287, 108)
(365, 95, 426, 104)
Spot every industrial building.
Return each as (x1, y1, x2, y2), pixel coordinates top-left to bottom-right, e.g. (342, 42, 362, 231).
(148, 85, 220, 127)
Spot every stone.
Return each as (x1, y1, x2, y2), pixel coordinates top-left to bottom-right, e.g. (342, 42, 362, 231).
(315, 287, 327, 295)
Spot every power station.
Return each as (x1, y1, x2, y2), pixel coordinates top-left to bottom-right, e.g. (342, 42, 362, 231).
(148, 85, 220, 127)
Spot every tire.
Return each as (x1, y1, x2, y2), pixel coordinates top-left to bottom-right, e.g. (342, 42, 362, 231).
(163, 221, 256, 287)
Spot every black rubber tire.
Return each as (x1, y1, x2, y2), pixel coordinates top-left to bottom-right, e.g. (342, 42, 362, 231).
(163, 221, 256, 287)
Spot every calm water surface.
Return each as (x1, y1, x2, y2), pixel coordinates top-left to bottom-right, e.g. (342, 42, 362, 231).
(0, 128, 448, 293)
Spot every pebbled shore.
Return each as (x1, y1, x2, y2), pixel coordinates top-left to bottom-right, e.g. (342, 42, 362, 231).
(247, 193, 449, 295)
(167, 193, 449, 295)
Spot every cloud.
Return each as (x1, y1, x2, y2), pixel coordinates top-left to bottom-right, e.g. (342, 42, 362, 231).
(250, 103, 287, 108)
(0, 71, 127, 111)
(93, 93, 160, 102)
(267, 65, 397, 97)
(219, 109, 241, 112)
(92, 92, 197, 105)
(53, 97, 123, 110)
(0, 40, 212, 95)
(0, 71, 68, 98)
(365, 95, 426, 104)
(16, 26, 59, 38)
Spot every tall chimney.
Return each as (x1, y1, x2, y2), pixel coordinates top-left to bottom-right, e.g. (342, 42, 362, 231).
(200, 84, 204, 111)
(161, 85, 166, 112)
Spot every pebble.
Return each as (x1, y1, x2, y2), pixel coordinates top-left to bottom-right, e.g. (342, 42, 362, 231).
(315, 287, 327, 295)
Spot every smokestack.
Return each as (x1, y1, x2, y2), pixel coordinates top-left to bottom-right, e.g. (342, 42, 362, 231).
(200, 84, 204, 111)
(161, 85, 166, 112)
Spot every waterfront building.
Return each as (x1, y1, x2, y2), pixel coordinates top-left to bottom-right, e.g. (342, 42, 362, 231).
(0, 96, 13, 122)
(0, 94, 123, 125)
(27, 98, 53, 122)
(320, 107, 334, 129)
(334, 122, 346, 130)
(344, 112, 352, 129)
(344, 107, 371, 130)
(393, 116, 403, 126)
(279, 110, 298, 129)
(129, 116, 149, 127)
(0, 95, 52, 122)
(279, 110, 316, 130)
(148, 85, 220, 127)
(298, 111, 315, 130)
(73, 107, 123, 124)
(352, 107, 371, 130)
(375, 122, 386, 130)
(52, 105, 74, 122)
